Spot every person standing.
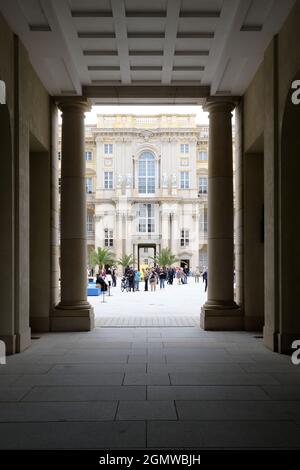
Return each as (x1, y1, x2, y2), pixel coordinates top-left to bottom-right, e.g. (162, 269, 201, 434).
(194, 268, 200, 283)
(167, 267, 175, 285)
(106, 269, 112, 287)
(159, 268, 166, 289)
(149, 270, 157, 292)
(135, 269, 141, 291)
(127, 267, 135, 292)
(144, 269, 149, 291)
(202, 268, 208, 292)
(112, 268, 117, 287)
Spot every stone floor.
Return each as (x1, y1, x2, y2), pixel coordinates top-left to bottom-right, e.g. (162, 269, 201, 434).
(0, 322, 300, 449)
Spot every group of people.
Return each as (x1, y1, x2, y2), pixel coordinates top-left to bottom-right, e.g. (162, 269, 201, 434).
(121, 265, 192, 292)
(91, 265, 208, 293)
(94, 268, 117, 292)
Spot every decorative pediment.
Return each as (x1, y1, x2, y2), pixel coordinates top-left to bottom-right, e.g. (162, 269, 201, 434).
(138, 130, 154, 141)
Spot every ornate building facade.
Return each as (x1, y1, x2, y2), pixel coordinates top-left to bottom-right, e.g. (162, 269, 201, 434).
(59, 113, 211, 271)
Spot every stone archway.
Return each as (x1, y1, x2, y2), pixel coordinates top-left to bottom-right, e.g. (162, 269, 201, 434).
(0, 99, 15, 353)
(278, 72, 300, 353)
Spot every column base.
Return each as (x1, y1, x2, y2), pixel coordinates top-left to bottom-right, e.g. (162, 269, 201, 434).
(200, 303, 243, 330)
(51, 303, 95, 332)
(0, 335, 16, 355)
(16, 327, 32, 353)
(0, 327, 32, 355)
(263, 325, 278, 352)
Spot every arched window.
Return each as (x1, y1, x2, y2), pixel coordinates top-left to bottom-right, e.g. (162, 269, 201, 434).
(138, 151, 155, 194)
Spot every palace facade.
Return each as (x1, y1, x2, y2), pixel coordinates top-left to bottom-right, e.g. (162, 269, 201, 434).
(59, 114, 214, 271)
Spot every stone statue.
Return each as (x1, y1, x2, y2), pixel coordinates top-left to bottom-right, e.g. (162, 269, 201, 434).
(162, 173, 168, 188)
(117, 174, 123, 187)
(126, 173, 132, 188)
(171, 173, 177, 188)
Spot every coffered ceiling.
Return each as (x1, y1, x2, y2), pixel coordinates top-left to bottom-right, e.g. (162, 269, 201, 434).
(0, 0, 295, 103)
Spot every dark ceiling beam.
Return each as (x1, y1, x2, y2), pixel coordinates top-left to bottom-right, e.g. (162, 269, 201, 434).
(82, 85, 211, 100)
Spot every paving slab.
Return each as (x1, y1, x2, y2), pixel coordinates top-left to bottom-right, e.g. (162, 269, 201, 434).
(117, 401, 177, 420)
(22, 385, 146, 402)
(124, 373, 170, 385)
(13, 373, 125, 387)
(49, 364, 146, 374)
(169, 372, 278, 385)
(0, 388, 31, 402)
(147, 385, 270, 401)
(147, 421, 300, 448)
(0, 401, 117, 422)
(175, 400, 291, 420)
(262, 385, 300, 400)
(0, 421, 146, 449)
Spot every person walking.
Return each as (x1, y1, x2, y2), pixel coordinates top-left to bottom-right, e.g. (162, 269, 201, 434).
(202, 268, 208, 292)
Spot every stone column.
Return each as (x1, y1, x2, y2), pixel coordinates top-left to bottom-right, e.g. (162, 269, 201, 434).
(115, 211, 123, 262)
(133, 243, 138, 268)
(52, 99, 94, 331)
(200, 99, 242, 330)
(161, 210, 170, 249)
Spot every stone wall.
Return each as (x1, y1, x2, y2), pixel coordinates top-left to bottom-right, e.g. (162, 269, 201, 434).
(0, 13, 51, 353)
(243, 0, 300, 351)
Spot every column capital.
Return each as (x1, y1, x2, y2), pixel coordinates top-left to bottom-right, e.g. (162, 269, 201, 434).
(56, 97, 91, 114)
(203, 97, 239, 114)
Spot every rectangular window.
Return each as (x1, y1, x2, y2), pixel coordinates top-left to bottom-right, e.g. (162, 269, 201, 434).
(198, 176, 208, 194)
(85, 151, 92, 161)
(104, 143, 113, 154)
(58, 177, 61, 194)
(180, 171, 190, 189)
(104, 229, 113, 247)
(180, 229, 189, 247)
(198, 150, 207, 161)
(87, 214, 94, 233)
(86, 177, 93, 193)
(180, 143, 189, 154)
(199, 212, 208, 232)
(58, 151, 61, 161)
(138, 204, 155, 233)
(104, 171, 113, 189)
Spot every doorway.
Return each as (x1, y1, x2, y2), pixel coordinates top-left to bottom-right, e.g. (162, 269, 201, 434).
(138, 244, 156, 270)
(244, 147, 264, 332)
(29, 134, 50, 332)
(180, 259, 190, 270)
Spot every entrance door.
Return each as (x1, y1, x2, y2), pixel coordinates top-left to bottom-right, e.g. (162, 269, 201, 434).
(180, 259, 190, 269)
(138, 244, 156, 270)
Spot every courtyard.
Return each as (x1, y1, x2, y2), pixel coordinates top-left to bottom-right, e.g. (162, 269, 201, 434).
(91, 276, 206, 327)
